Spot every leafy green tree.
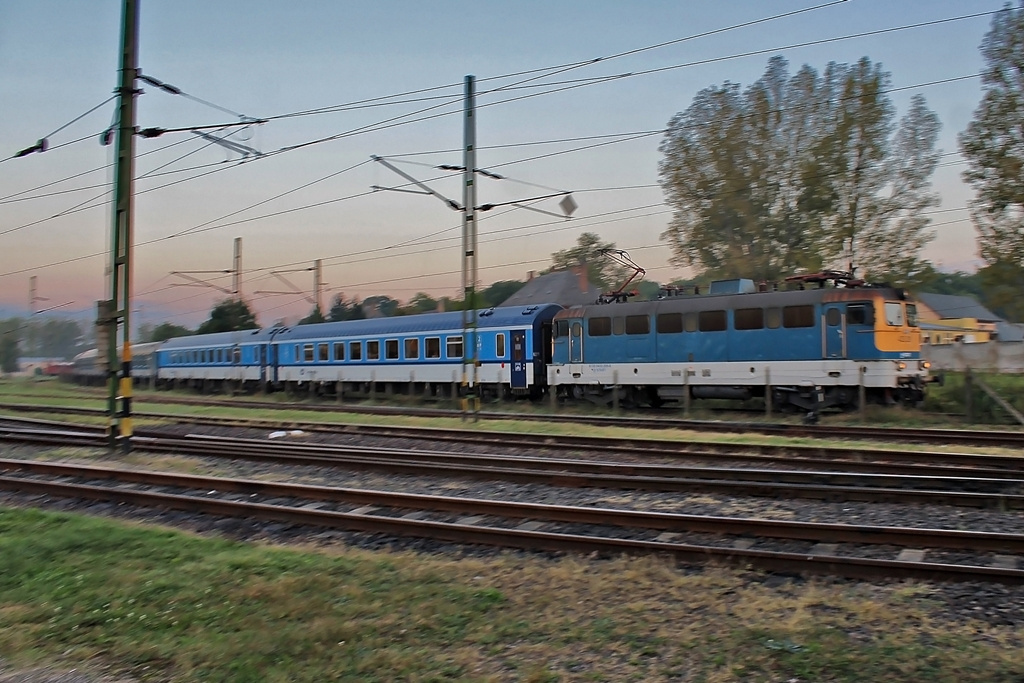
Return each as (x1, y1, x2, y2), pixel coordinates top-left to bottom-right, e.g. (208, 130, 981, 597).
(361, 295, 400, 318)
(402, 292, 438, 315)
(548, 232, 629, 291)
(0, 319, 21, 373)
(327, 294, 365, 322)
(298, 306, 326, 325)
(196, 299, 258, 335)
(960, 2, 1024, 304)
(480, 280, 525, 307)
(147, 322, 193, 342)
(978, 260, 1024, 322)
(659, 56, 940, 283)
(21, 318, 85, 359)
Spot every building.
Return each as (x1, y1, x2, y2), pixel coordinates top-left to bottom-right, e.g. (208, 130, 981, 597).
(499, 266, 602, 308)
(914, 293, 1009, 345)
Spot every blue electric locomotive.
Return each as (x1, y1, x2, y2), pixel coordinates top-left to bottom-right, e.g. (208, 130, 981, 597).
(549, 278, 930, 410)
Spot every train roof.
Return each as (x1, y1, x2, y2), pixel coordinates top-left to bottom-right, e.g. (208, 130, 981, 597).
(554, 286, 909, 318)
(157, 327, 278, 350)
(270, 304, 564, 342)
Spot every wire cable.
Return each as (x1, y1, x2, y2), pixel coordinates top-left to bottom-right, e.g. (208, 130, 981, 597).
(2, 95, 116, 164)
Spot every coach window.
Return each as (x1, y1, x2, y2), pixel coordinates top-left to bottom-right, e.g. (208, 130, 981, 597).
(350, 341, 362, 361)
(734, 308, 764, 330)
(783, 305, 815, 328)
(612, 317, 626, 335)
(625, 315, 649, 335)
(554, 320, 568, 338)
(303, 344, 315, 362)
(447, 335, 464, 359)
(294, 345, 301, 362)
(847, 303, 873, 325)
(405, 338, 419, 360)
(699, 310, 727, 332)
(386, 339, 399, 360)
(826, 308, 841, 326)
(367, 340, 380, 360)
(885, 302, 904, 326)
(588, 317, 612, 336)
(656, 312, 683, 334)
(765, 307, 782, 329)
(495, 333, 505, 358)
(333, 342, 345, 361)
(318, 343, 329, 362)
(425, 337, 441, 359)
(232, 347, 241, 364)
(684, 312, 698, 332)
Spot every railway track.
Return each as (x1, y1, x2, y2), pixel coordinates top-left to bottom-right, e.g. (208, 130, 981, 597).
(3, 393, 1024, 448)
(2, 421, 1023, 508)
(3, 407, 1024, 481)
(0, 455, 1021, 584)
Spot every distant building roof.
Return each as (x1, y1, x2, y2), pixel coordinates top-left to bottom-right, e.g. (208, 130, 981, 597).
(996, 321, 1024, 343)
(916, 292, 1003, 322)
(500, 267, 602, 307)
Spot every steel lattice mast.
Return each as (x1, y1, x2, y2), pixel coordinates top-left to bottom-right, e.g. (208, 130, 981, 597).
(104, 0, 139, 452)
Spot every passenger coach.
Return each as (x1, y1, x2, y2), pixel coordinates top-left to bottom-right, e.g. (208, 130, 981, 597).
(267, 303, 563, 398)
(549, 277, 929, 411)
(156, 328, 277, 391)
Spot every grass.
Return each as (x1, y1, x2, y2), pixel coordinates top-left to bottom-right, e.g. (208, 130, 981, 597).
(0, 506, 1022, 682)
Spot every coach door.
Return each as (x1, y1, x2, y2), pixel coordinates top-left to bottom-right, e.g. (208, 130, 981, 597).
(823, 305, 845, 358)
(569, 321, 584, 363)
(510, 330, 527, 389)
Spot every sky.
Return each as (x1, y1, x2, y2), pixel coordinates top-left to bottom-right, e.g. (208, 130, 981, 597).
(0, 0, 1003, 329)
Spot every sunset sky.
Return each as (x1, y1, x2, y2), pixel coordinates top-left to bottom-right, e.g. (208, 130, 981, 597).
(0, 0, 998, 329)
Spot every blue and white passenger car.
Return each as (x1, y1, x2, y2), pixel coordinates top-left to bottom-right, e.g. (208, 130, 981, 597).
(268, 304, 563, 397)
(156, 328, 277, 389)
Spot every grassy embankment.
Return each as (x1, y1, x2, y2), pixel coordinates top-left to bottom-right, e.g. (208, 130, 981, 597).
(2, 378, 1024, 680)
(1, 506, 1023, 682)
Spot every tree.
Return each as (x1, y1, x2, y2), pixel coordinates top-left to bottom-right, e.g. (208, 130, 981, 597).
(548, 232, 629, 291)
(361, 295, 400, 318)
(327, 294, 365, 322)
(0, 320, 21, 373)
(480, 280, 525, 307)
(298, 306, 326, 325)
(402, 292, 438, 315)
(147, 322, 192, 342)
(196, 299, 258, 335)
(978, 260, 1024, 322)
(21, 318, 85, 359)
(960, 2, 1024, 296)
(659, 56, 940, 284)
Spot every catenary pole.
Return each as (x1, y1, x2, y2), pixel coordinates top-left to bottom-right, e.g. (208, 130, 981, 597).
(461, 75, 479, 420)
(105, 0, 139, 452)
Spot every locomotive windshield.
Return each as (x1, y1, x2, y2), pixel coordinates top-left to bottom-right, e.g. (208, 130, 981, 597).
(884, 302, 905, 326)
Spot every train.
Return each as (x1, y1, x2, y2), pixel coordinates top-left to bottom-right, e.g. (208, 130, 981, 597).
(68, 275, 932, 412)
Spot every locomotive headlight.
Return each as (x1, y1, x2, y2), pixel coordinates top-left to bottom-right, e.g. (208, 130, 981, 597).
(919, 360, 931, 370)
(896, 361, 907, 370)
